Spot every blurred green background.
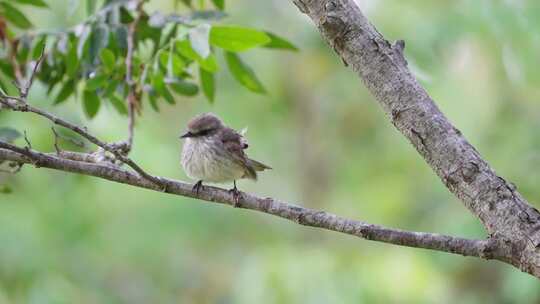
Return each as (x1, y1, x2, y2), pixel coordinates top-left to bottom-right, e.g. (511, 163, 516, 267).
(2, 0, 540, 302)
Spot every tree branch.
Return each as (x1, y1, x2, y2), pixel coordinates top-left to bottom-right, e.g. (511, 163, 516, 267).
(290, 0, 540, 277)
(0, 95, 162, 186)
(0, 142, 498, 259)
(124, 0, 145, 151)
(0, 89, 511, 264)
(20, 49, 45, 100)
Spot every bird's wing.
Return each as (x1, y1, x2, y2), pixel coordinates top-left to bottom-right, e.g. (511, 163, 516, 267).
(218, 128, 258, 179)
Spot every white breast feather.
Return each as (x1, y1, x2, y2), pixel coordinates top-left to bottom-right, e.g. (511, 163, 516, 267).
(181, 137, 245, 183)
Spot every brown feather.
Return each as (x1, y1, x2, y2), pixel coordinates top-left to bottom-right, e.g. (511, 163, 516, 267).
(218, 127, 270, 180)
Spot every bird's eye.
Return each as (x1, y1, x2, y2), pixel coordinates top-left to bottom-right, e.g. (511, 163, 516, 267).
(196, 129, 212, 137)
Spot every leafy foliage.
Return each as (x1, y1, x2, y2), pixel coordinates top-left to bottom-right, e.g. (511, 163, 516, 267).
(0, 0, 297, 118)
(225, 51, 266, 94)
(0, 2, 33, 29)
(210, 26, 271, 51)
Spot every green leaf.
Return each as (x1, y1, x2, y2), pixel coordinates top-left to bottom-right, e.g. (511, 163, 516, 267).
(16, 40, 30, 62)
(102, 79, 120, 97)
(166, 50, 175, 79)
(176, 39, 218, 72)
(0, 2, 33, 29)
(160, 87, 175, 105)
(148, 91, 159, 112)
(45, 70, 63, 95)
(159, 23, 178, 48)
(76, 25, 91, 58)
(0, 62, 14, 80)
(136, 15, 161, 55)
(198, 54, 218, 73)
(86, 0, 95, 16)
(0, 127, 22, 143)
(113, 26, 129, 53)
(199, 67, 215, 103)
(99, 48, 116, 71)
(83, 89, 100, 118)
(210, 26, 270, 52)
(45, 71, 62, 95)
(169, 79, 199, 96)
(119, 6, 134, 24)
(160, 52, 185, 77)
(86, 74, 108, 90)
(32, 36, 47, 60)
(152, 73, 175, 104)
(66, 41, 79, 76)
(0, 69, 17, 96)
(189, 24, 211, 59)
(224, 52, 266, 94)
(54, 80, 75, 104)
(211, 0, 224, 10)
(12, 0, 48, 7)
(264, 32, 298, 51)
(108, 94, 128, 115)
(88, 24, 109, 64)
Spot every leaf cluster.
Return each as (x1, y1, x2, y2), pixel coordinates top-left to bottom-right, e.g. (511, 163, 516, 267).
(0, 0, 296, 118)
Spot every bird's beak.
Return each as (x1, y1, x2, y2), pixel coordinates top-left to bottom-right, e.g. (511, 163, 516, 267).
(180, 131, 193, 139)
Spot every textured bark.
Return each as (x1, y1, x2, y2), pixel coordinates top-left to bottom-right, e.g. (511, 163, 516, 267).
(0, 145, 494, 258)
(291, 0, 540, 277)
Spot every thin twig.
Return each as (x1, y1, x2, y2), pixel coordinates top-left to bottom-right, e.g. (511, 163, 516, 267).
(124, 0, 145, 151)
(0, 96, 162, 185)
(51, 127, 61, 154)
(23, 130, 31, 150)
(21, 48, 46, 99)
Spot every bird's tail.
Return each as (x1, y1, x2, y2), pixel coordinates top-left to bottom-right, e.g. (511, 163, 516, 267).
(243, 159, 271, 180)
(248, 159, 272, 171)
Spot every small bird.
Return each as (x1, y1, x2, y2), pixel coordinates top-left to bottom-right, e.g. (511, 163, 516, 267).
(180, 113, 271, 203)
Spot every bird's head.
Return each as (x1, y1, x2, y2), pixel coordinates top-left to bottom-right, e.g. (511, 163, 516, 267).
(180, 113, 224, 139)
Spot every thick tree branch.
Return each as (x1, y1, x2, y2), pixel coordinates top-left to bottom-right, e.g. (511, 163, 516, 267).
(290, 0, 540, 277)
(0, 142, 498, 259)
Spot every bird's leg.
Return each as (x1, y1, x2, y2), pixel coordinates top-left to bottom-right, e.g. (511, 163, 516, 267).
(192, 180, 203, 195)
(229, 180, 242, 207)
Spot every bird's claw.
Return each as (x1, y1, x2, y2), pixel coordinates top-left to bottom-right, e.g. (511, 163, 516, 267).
(229, 187, 242, 207)
(192, 180, 203, 195)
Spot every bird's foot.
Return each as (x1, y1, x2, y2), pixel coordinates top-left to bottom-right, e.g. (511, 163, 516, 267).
(192, 180, 203, 195)
(229, 184, 242, 207)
